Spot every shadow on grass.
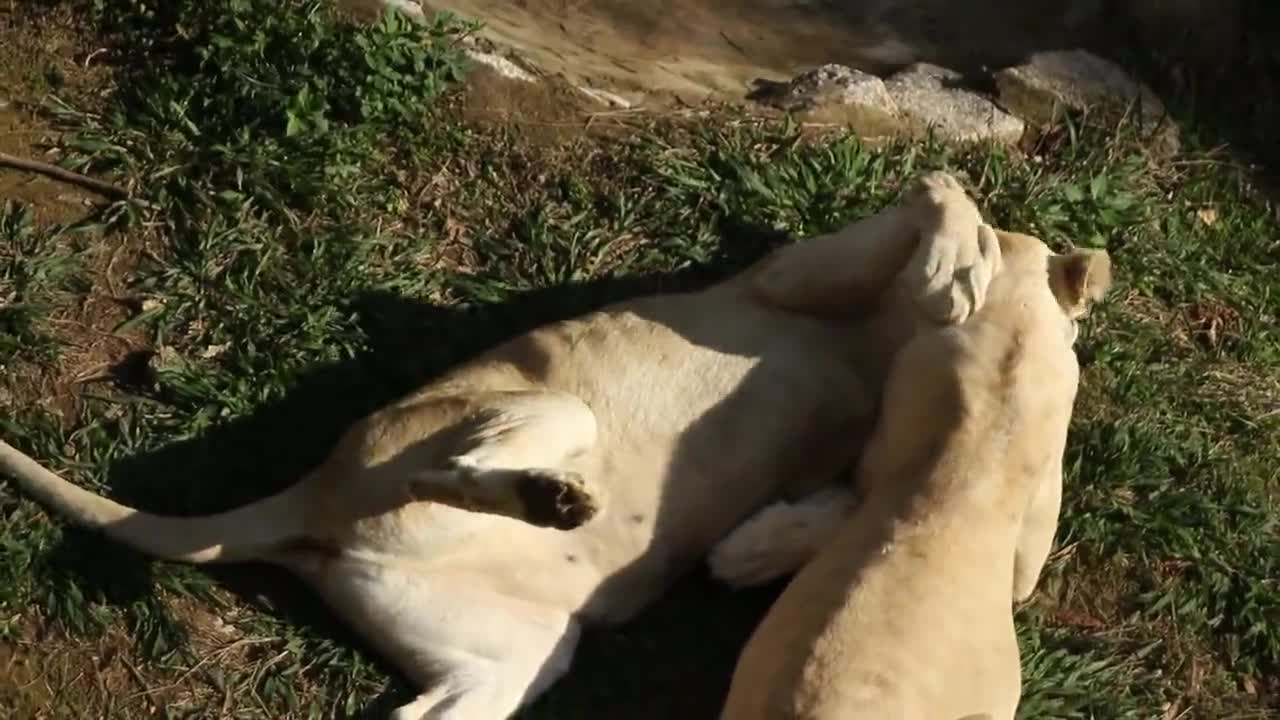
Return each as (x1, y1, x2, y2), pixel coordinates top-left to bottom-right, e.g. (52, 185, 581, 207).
(1095, 0, 1280, 188)
(35, 218, 794, 718)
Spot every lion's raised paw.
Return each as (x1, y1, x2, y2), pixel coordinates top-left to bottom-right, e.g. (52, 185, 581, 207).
(900, 173, 1002, 325)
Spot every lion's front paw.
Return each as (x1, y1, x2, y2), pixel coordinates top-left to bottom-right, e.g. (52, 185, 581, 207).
(901, 173, 1002, 324)
(708, 522, 801, 590)
(709, 493, 848, 589)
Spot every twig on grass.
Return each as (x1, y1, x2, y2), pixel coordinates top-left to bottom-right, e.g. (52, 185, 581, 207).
(0, 150, 129, 199)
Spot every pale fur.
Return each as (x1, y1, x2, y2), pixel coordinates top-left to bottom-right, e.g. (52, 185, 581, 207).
(718, 231, 1112, 720)
(1, 171, 1001, 720)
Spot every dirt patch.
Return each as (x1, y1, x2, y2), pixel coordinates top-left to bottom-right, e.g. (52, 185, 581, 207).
(0, 104, 99, 228)
(395, 0, 1132, 110)
(0, 593, 261, 720)
(0, 3, 114, 223)
(8, 235, 152, 423)
(0, 3, 112, 223)
(421, 0, 886, 107)
(0, 619, 165, 719)
(0, 4, 150, 423)
(456, 62, 605, 143)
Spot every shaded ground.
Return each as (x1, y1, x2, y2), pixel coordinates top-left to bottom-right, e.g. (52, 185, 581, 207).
(388, 0, 1116, 106)
(400, 0, 1279, 188)
(420, 0, 887, 105)
(1, 2, 1278, 719)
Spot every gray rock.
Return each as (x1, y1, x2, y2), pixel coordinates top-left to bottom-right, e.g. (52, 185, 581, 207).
(750, 65, 895, 113)
(884, 64, 1026, 145)
(994, 50, 1167, 126)
(748, 64, 903, 137)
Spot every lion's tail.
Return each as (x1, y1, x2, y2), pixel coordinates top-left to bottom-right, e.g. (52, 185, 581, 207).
(0, 439, 306, 564)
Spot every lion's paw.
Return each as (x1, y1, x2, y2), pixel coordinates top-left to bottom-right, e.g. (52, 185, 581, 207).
(900, 173, 1002, 325)
(709, 491, 852, 589)
(516, 469, 599, 531)
(708, 509, 805, 589)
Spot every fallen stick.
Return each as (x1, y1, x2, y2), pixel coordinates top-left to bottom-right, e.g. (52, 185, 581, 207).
(0, 150, 129, 200)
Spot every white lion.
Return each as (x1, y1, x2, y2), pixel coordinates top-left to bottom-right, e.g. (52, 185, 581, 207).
(2, 171, 999, 719)
(716, 229, 1111, 720)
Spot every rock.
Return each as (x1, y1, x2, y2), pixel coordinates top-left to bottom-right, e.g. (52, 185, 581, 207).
(994, 50, 1167, 125)
(883, 64, 1026, 145)
(747, 64, 902, 138)
(341, 0, 426, 22)
(577, 86, 634, 109)
(375, 0, 425, 20)
(750, 65, 893, 112)
(750, 63, 1026, 144)
(466, 50, 539, 84)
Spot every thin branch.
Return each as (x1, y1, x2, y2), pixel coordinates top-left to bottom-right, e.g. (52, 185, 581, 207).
(0, 150, 129, 199)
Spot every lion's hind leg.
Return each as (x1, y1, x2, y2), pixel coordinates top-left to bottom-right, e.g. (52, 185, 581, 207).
(416, 389, 600, 529)
(295, 553, 581, 720)
(407, 461, 597, 531)
(319, 388, 601, 530)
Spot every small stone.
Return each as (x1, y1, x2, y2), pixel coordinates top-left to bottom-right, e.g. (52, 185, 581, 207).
(883, 63, 1026, 145)
(577, 86, 633, 109)
(335, 0, 424, 22)
(466, 50, 539, 84)
(378, 0, 425, 20)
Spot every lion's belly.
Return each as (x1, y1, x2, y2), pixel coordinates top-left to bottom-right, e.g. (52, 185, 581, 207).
(333, 297, 885, 621)
(538, 307, 875, 621)
(425, 353, 866, 623)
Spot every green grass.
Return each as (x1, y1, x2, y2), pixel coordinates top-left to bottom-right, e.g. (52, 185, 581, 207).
(1, 0, 1278, 718)
(0, 202, 90, 365)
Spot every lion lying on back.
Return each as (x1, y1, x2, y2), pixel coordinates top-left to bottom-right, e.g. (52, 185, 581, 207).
(717, 230, 1112, 720)
(2, 172, 1003, 719)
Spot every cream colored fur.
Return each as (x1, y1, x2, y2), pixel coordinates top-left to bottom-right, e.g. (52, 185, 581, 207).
(718, 231, 1112, 720)
(1, 171, 1001, 720)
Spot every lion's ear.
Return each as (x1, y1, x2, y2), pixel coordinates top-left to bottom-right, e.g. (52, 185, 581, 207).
(1049, 249, 1112, 317)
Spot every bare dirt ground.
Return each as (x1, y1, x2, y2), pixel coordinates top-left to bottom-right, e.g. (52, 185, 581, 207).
(0, 9, 148, 422)
(368, 0, 1131, 108)
(416, 0, 886, 106)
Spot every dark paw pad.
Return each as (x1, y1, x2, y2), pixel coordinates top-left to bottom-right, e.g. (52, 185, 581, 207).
(516, 471, 599, 530)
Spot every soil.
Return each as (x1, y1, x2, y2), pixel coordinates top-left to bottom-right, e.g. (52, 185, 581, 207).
(419, 0, 887, 107)
(383, 0, 1153, 110)
(0, 595, 258, 719)
(0, 5, 147, 421)
(456, 61, 604, 142)
(0, 3, 107, 227)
